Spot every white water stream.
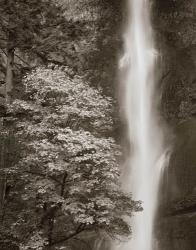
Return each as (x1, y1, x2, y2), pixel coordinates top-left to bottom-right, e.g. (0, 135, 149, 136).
(118, 0, 169, 250)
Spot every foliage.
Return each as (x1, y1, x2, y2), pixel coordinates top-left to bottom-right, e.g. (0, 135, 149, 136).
(0, 0, 67, 60)
(0, 0, 122, 99)
(58, 0, 122, 95)
(1, 66, 141, 249)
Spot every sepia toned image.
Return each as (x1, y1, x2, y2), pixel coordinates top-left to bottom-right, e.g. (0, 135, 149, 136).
(0, 1, 195, 250)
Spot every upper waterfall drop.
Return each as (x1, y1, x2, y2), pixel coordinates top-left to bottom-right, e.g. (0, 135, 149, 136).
(118, 0, 169, 250)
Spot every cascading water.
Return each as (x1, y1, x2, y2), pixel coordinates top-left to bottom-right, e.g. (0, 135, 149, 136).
(117, 0, 169, 250)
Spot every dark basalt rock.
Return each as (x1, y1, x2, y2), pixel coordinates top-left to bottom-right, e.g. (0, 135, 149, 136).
(157, 119, 196, 248)
(153, 1, 196, 249)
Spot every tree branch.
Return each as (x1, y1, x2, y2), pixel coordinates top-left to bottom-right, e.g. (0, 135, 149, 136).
(0, 48, 7, 56)
(32, 50, 65, 66)
(0, 49, 28, 69)
(60, 172, 68, 196)
(15, 54, 31, 67)
(24, 170, 63, 186)
(50, 226, 86, 246)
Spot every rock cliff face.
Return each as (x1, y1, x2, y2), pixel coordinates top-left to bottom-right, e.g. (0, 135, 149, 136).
(154, 0, 196, 249)
(156, 120, 196, 250)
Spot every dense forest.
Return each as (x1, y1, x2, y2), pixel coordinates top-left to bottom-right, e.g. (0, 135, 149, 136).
(0, 0, 195, 250)
(0, 1, 141, 249)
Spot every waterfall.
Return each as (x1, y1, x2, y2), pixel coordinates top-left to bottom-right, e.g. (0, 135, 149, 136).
(117, 0, 169, 250)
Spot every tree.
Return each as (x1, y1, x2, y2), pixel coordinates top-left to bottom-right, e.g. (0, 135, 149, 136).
(1, 66, 141, 249)
(0, 0, 67, 101)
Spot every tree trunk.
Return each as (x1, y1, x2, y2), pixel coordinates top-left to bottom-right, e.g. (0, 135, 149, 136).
(0, 138, 6, 221)
(5, 47, 14, 102)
